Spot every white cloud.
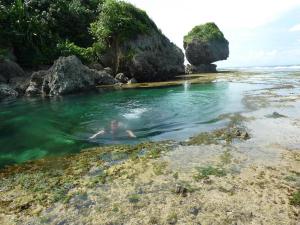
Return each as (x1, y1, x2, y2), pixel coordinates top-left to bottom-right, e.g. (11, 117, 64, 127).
(289, 24, 300, 32)
(126, 0, 300, 66)
(126, 0, 300, 45)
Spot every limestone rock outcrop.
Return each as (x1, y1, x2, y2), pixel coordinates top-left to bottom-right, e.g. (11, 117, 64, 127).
(26, 56, 117, 96)
(184, 23, 229, 73)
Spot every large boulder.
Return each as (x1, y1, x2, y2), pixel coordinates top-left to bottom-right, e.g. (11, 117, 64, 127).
(124, 33, 185, 82)
(100, 32, 185, 82)
(26, 56, 117, 96)
(184, 23, 229, 72)
(0, 83, 18, 99)
(0, 60, 26, 83)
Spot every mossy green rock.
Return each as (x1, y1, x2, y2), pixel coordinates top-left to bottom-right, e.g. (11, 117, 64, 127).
(184, 22, 229, 66)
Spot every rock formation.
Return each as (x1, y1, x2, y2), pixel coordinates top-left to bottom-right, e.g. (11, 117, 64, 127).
(0, 60, 28, 98)
(0, 83, 18, 99)
(26, 56, 117, 96)
(99, 31, 185, 82)
(184, 22, 229, 73)
(92, 0, 185, 82)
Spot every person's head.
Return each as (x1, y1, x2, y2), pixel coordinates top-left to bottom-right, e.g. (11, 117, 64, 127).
(110, 120, 119, 132)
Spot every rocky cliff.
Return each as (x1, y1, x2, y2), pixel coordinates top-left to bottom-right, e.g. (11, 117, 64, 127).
(100, 31, 185, 82)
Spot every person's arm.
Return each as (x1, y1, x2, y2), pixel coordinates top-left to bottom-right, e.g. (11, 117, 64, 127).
(126, 130, 136, 138)
(89, 130, 105, 139)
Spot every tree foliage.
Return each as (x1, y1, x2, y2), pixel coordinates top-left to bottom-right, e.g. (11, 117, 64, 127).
(0, 0, 102, 66)
(184, 22, 227, 45)
(0, 0, 160, 69)
(90, 0, 158, 73)
(91, 0, 157, 47)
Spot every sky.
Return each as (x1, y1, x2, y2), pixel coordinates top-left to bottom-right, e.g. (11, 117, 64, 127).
(126, 0, 300, 68)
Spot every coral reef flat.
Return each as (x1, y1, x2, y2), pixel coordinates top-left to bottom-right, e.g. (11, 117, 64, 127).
(0, 70, 300, 224)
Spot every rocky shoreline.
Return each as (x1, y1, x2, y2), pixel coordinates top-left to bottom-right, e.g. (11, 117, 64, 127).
(0, 71, 299, 225)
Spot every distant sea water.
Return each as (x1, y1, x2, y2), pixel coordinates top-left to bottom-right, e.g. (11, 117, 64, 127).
(220, 65, 300, 72)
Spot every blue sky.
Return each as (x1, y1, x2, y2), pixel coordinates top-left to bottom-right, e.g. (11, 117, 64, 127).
(127, 0, 300, 67)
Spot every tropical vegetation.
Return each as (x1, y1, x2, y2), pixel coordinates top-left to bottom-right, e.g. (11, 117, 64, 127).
(0, 0, 156, 68)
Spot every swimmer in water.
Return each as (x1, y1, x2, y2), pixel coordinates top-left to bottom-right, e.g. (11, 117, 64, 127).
(89, 120, 136, 139)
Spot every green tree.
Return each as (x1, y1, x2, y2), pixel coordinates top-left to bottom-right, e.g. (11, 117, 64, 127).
(0, 0, 103, 66)
(90, 0, 158, 73)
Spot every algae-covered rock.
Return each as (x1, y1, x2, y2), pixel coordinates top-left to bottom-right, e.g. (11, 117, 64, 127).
(184, 22, 229, 72)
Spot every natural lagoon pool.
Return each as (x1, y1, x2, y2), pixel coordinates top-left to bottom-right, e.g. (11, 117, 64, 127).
(0, 75, 275, 167)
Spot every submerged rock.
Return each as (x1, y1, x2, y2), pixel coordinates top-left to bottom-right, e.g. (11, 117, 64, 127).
(184, 23, 229, 73)
(26, 56, 117, 96)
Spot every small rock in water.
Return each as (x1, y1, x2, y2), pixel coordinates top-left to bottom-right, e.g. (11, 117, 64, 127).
(272, 112, 287, 118)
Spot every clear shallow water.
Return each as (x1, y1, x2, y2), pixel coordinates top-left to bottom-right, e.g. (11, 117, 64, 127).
(0, 80, 267, 167)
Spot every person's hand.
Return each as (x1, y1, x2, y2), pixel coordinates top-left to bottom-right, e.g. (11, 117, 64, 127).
(126, 130, 136, 138)
(89, 130, 105, 139)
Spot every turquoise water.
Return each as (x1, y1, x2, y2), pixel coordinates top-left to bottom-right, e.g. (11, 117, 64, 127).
(0, 80, 262, 167)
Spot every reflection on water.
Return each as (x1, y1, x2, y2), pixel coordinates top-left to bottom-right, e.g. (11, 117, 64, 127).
(0, 76, 270, 167)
